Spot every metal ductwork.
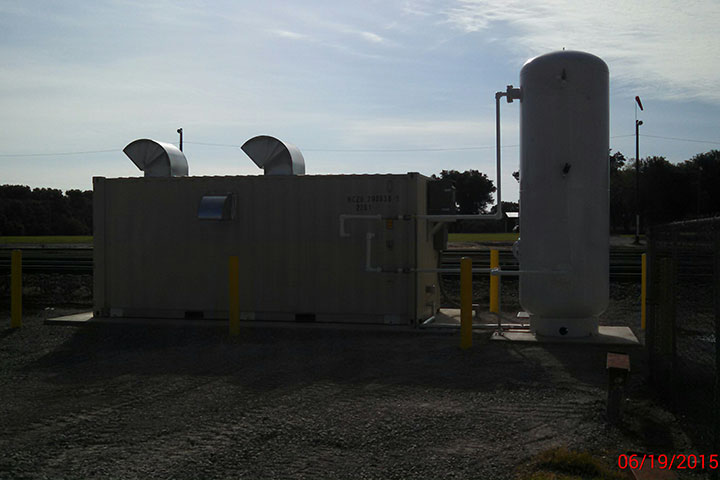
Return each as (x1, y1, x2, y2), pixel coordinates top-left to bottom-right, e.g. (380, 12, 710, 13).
(241, 135, 305, 175)
(123, 139, 189, 177)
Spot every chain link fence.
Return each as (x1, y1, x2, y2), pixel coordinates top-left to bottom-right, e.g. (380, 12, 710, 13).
(647, 216, 720, 457)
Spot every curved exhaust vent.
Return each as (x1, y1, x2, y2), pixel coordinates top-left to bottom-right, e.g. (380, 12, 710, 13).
(123, 139, 189, 177)
(241, 135, 305, 175)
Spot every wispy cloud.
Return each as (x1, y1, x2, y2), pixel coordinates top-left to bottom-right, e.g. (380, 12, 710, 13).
(442, 0, 720, 102)
(402, 0, 440, 18)
(269, 29, 310, 41)
(360, 31, 384, 43)
(344, 118, 506, 148)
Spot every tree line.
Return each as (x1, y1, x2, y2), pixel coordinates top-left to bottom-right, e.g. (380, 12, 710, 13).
(437, 149, 720, 233)
(0, 186, 92, 235)
(610, 149, 720, 232)
(1, 149, 718, 236)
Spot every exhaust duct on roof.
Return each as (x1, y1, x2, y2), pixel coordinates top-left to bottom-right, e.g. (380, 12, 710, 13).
(241, 135, 305, 175)
(123, 139, 189, 177)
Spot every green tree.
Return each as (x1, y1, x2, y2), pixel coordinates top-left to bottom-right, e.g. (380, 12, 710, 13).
(435, 169, 495, 214)
(680, 150, 720, 217)
(639, 156, 687, 226)
(500, 201, 518, 212)
(0, 185, 93, 235)
(609, 150, 634, 233)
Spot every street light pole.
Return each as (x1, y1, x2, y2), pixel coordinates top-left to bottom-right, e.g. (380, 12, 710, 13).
(177, 128, 183, 152)
(634, 96, 644, 245)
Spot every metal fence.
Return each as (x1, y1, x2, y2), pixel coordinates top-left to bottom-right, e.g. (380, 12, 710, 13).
(646, 216, 720, 456)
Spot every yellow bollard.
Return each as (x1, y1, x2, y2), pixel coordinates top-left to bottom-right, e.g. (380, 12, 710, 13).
(489, 249, 500, 313)
(228, 256, 240, 336)
(460, 256, 472, 349)
(641, 253, 647, 330)
(11, 249, 22, 328)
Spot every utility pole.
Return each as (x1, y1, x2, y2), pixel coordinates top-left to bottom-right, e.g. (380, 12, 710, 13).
(634, 96, 643, 245)
(177, 128, 183, 152)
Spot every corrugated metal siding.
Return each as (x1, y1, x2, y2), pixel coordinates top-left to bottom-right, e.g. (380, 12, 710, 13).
(94, 173, 439, 323)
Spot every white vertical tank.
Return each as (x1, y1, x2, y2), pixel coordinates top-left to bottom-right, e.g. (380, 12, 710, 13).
(518, 51, 609, 337)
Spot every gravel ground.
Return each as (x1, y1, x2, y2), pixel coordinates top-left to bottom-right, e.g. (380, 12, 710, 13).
(0, 275, 707, 480)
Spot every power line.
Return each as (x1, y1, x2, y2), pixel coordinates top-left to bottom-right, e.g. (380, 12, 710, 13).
(0, 133, 717, 157)
(190, 135, 637, 151)
(184, 141, 241, 148)
(0, 149, 117, 158)
(185, 141, 510, 152)
(641, 134, 720, 146)
(303, 145, 512, 152)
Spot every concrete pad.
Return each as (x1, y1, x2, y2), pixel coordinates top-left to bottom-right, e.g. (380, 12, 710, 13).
(45, 310, 636, 344)
(43, 312, 445, 335)
(44, 312, 229, 328)
(44, 311, 94, 325)
(422, 308, 528, 329)
(490, 325, 640, 345)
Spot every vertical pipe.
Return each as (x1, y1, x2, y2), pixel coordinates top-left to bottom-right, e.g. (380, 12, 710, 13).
(495, 94, 502, 217)
(489, 249, 500, 313)
(11, 250, 22, 328)
(229, 256, 240, 336)
(460, 257, 472, 349)
(641, 253, 647, 329)
(634, 120, 641, 244)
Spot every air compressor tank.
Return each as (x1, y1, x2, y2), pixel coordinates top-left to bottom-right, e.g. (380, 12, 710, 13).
(518, 51, 609, 337)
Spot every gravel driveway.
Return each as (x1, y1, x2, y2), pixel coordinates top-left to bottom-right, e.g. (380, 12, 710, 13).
(0, 301, 701, 479)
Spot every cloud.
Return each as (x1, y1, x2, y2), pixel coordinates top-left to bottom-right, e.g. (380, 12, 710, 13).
(442, 0, 720, 102)
(270, 29, 310, 41)
(348, 118, 492, 137)
(360, 31, 384, 43)
(342, 117, 510, 149)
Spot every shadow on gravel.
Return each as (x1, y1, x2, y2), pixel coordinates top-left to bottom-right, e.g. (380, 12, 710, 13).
(24, 323, 643, 396)
(0, 328, 19, 340)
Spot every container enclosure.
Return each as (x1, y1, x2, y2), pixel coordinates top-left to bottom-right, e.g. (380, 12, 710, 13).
(93, 173, 441, 324)
(518, 51, 610, 337)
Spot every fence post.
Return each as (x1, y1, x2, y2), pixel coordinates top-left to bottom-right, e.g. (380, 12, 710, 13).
(489, 249, 500, 313)
(228, 256, 240, 336)
(646, 228, 656, 386)
(11, 250, 22, 328)
(641, 253, 647, 330)
(653, 256, 675, 404)
(670, 229, 679, 410)
(460, 257, 472, 350)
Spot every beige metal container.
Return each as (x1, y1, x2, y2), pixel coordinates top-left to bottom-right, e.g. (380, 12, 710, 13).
(93, 173, 441, 325)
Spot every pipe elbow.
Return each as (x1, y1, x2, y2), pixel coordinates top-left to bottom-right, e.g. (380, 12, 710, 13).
(505, 85, 522, 102)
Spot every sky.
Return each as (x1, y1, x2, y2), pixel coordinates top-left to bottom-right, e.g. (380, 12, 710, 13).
(1, 0, 720, 203)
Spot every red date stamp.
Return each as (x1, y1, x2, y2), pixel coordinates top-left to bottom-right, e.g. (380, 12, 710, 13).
(618, 453, 719, 470)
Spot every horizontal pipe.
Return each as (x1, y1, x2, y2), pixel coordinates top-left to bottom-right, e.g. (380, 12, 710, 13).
(413, 267, 493, 273)
(342, 211, 505, 233)
(419, 323, 529, 330)
(491, 268, 518, 277)
(490, 268, 569, 277)
(416, 212, 504, 222)
(366, 267, 570, 276)
(362, 267, 491, 274)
